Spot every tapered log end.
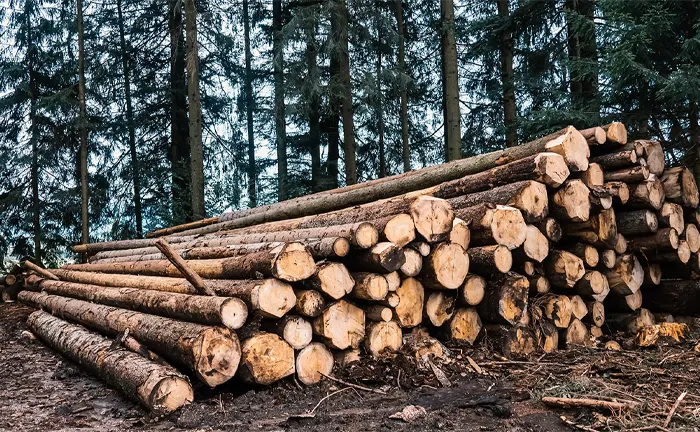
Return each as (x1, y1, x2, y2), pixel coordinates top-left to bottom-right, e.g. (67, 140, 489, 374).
(296, 343, 334, 385)
(148, 376, 195, 414)
(272, 244, 317, 282)
(535, 152, 570, 187)
(255, 279, 297, 318)
(192, 328, 241, 387)
(239, 333, 295, 385)
(220, 298, 249, 330)
(592, 126, 607, 144)
(545, 126, 589, 171)
(553, 180, 591, 222)
(606, 122, 628, 145)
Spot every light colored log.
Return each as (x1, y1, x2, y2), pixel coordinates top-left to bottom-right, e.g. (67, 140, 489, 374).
(550, 179, 591, 222)
(238, 333, 295, 385)
(467, 245, 512, 275)
(439, 307, 482, 345)
(350, 273, 389, 301)
(296, 343, 334, 385)
(424, 291, 457, 326)
(392, 278, 424, 328)
(364, 321, 403, 357)
(418, 242, 469, 289)
(312, 300, 365, 350)
(605, 254, 643, 296)
(399, 248, 423, 278)
(460, 274, 486, 306)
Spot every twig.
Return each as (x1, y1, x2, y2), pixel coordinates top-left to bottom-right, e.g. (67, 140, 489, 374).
(154, 238, 216, 296)
(542, 396, 639, 412)
(559, 415, 600, 432)
(310, 387, 351, 414)
(319, 373, 386, 395)
(663, 390, 687, 427)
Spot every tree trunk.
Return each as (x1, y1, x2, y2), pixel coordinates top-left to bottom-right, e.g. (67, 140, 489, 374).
(565, 0, 599, 117)
(273, 0, 287, 201)
(661, 167, 700, 208)
(185, 0, 204, 219)
(485, 324, 536, 358)
(26, 9, 41, 264)
(326, 55, 341, 189)
(376, 12, 386, 178)
(331, 0, 356, 184)
(27, 311, 193, 413)
(77, 0, 89, 245)
(25, 276, 247, 330)
(305, 19, 322, 191)
(440, 0, 461, 161)
(418, 242, 470, 289)
(395, 0, 410, 172)
(242, 0, 257, 206)
(643, 280, 700, 315)
(116, 0, 143, 237)
(19, 291, 240, 387)
(497, 0, 517, 147)
(303, 262, 354, 300)
(168, 0, 191, 224)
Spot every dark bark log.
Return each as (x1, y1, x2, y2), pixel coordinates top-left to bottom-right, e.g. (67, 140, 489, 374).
(484, 324, 536, 358)
(627, 228, 679, 251)
(642, 280, 700, 315)
(467, 245, 512, 275)
(477, 272, 528, 325)
(604, 165, 649, 183)
(616, 210, 658, 236)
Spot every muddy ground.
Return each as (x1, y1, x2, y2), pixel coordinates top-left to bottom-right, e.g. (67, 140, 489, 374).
(1, 303, 699, 431)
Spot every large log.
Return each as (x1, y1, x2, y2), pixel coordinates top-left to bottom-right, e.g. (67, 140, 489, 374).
(605, 254, 643, 296)
(563, 208, 617, 248)
(661, 167, 700, 208)
(550, 179, 591, 222)
(590, 150, 637, 170)
(25, 276, 247, 330)
(485, 324, 536, 359)
(424, 291, 457, 326)
(418, 242, 469, 289)
(294, 290, 326, 319)
(439, 307, 482, 345)
(304, 262, 355, 300)
(544, 250, 586, 289)
(27, 311, 193, 413)
(296, 342, 334, 385)
(454, 204, 527, 250)
(393, 278, 425, 328)
(627, 228, 679, 251)
(409, 196, 455, 242)
(477, 272, 528, 325)
(364, 321, 403, 357)
(238, 333, 295, 385)
(173, 128, 586, 236)
(449, 218, 471, 250)
(605, 290, 642, 312)
(312, 300, 366, 350)
(616, 210, 658, 236)
(376, 214, 416, 247)
(65, 243, 316, 282)
(578, 163, 604, 187)
(18, 291, 241, 387)
(626, 177, 665, 210)
(559, 319, 589, 348)
(450, 181, 549, 223)
(642, 280, 700, 315)
(343, 242, 405, 273)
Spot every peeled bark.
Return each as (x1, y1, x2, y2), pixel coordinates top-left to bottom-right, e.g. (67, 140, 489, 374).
(312, 300, 365, 350)
(365, 321, 403, 357)
(450, 181, 549, 223)
(26, 276, 247, 330)
(477, 272, 528, 325)
(460, 274, 486, 306)
(550, 179, 591, 222)
(238, 333, 295, 385)
(296, 342, 334, 385)
(27, 311, 193, 413)
(418, 242, 469, 289)
(424, 291, 456, 326)
(18, 291, 240, 387)
(439, 307, 482, 345)
(661, 167, 700, 208)
(392, 278, 424, 328)
(605, 254, 644, 296)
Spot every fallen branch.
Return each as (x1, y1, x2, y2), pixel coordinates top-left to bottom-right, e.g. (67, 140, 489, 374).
(22, 260, 59, 281)
(542, 396, 639, 411)
(154, 238, 216, 296)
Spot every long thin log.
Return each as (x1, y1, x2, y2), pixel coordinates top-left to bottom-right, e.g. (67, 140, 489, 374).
(22, 260, 59, 280)
(450, 181, 549, 223)
(154, 238, 215, 296)
(18, 291, 241, 387)
(542, 397, 638, 412)
(27, 311, 194, 413)
(147, 216, 220, 238)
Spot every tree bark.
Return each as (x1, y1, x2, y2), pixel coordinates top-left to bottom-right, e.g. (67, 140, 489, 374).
(27, 311, 193, 413)
(497, 0, 517, 147)
(243, 0, 257, 205)
(77, 0, 89, 245)
(116, 0, 142, 237)
(643, 280, 700, 315)
(477, 272, 528, 325)
(19, 291, 241, 387)
(661, 167, 700, 208)
(440, 0, 462, 161)
(395, 0, 410, 172)
(467, 245, 512, 274)
(273, 0, 287, 201)
(305, 19, 322, 191)
(375, 11, 386, 177)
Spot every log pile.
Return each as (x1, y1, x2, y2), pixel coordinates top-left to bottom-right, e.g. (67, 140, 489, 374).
(5, 122, 700, 413)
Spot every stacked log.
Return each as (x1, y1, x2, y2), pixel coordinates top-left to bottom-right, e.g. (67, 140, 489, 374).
(8, 121, 700, 414)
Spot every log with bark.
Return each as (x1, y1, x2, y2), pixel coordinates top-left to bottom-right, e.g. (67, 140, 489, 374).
(540, 294, 573, 328)
(439, 307, 482, 345)
(418, 242, 470, 289)
(350, 273, 389, 301)
(450, 181, 549, 223)
(578, 163, 604, 187)
(589, 149, 638, 170)
(376, 213, 416, 247)
(568, 243, 599, 268)
(485, 324, 536, 359)
(538, 217, 563, 242)
(605, 290, 642, 312)
(574, 270, 609, 298)
(477, 272, 529, 325)
(626, 177, 665, 210)
(147, 217, 220, 238)
(583, 301, 605, 327)
(661, 167, 700, 208)
(544, 250, 586, 289)
(550, 179, 591, 222)
(296, 342, 334, 385)
(238, 333, 295, 385)
(27, 311, 194, 413)
(512, 225, 549, 263)
(604, 165, 649, 183)
(684, 224, 700, 253)
(559, 319, 589, 348)
(642, 280, 700, 315)
(343, 242, 405, 273)
(265, 315, 313, 350)
(409, 196, 455, 242)
(605, 309, 655, 334)
(579, 126, 606, 145)
(18, 291, 241, 387)
(563, 208, 617, 249)
(449, 218, 471, 250)
(454, 204, 527, 250)
(605, 254, 644, 296)
(627, 228, 679, 251)
(467, 245, 513, 275)
(294, 289, 326, 318)
(534, 320, 559, 353)
(392, 278, 425, 328)
(424, 291, 456, 326)
(616, 210, 658, 236)
(304, 262, 355, 300)
(312, 300, 366, 350)
(604, 181, 629, 205)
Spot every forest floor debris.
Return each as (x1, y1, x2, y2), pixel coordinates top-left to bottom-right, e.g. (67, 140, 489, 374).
(3, 303, 700, 431)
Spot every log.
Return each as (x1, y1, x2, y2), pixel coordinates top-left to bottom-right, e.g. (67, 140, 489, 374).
(659, 202, 685, 234)
(269, 315, 313, 350)
(604, 181, 629, 205)
(605, 254, 644, 296)
(384, 271, 401, 292)
(578, 163, 604, 187)
(544, 250, 586, 289)
(590, 150, 637, 170)
(528, 276, 551, 295)
(477, 272, 529, 325)
(418, 242, 470, 289)
(22, 260, 59, 281)
(146, 216, 220, 238)
(408, 241, 431, 257)
(599, 249, 616, 269)
(642, 280, 700, 315)
(65, 243, 316, 282)
(616, 210, 658, 235)
(550, 179, 591, 222)
(439, 307, 482, 345)
(634, 140, 664, 176)
(18, 291, 241, 387)
(344, 242, 405, 273)
(154, 238, 216, 296)
(614, 233, 628, 254)
(512, 225, 549, 263)
(574, 270, 609, 297)
(392, 278, 425, 328)
(380, 292, 400, 308)
(467, 245, 512, 274)
(538, 217, 563, 242)
(312, 300, 366, 350)
(460, 275, 486, 306)
(684, 224, 700, 253)
(449, 218, 471, 250)
(455, 204, 527, 250)
(569, 243, 599, 268)
(399, 248, 423, 277)
(627, 228, 679, 251)
(579, 126, 606, 145)
(485, 324, 536, 359)
(605, 290, 642, 312)
(26, 276, 248, 330)
(604, 165, 649, 183)
(661, 167, 699, 208)
(366, 305, 393, 322)
(26, 311, 193, 413)
(296, 343, 334, 385)
(294, 289, 326, 318)
(424, 291, 457, 326)
(49, 270, 296, 318)
(531, 317, 559, 353)
(540, 294, 573, 328)
(364, 321, 403, 357)
(606, 309, 654, 334)
(559, 318, 589, 348)
(677, 240, 692, 264)
(588, 185, 613, 210)
(643, 263, 662, 286)
(569, 295, 588, 320)
(378, 213, 416, 247)
(450, 181, 549, 223)
(334, 349, 361, 368)
(583, 301, 605, 327)
(602, 121, 628, 144)
(238, 333, 295, 385)
(563, 208, 617, 249)
(350, 273, 389, 301)
(409, 196, 455, 242)
(627, 177, 665, 210)
(304, 262, 355, 300)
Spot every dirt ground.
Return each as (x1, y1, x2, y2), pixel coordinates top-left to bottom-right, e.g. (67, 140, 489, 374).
(2, 303, 699, 432)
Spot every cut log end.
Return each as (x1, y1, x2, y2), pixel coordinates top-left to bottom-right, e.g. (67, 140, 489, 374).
(685, 224, 700, 253)
(539, 217, 563, 242)
(393, 278, 425, 328)
(425, 291, 456, 327)
(410, 196, 455, 243)
(220, 298, 249, 330)
(253, 279, 297, 319)
(239, 333, 295, 385)
(552, 180, 591, 222)
(295, 289, 326, 318)
(365, 321, 403, 356)
(449, 218, 471, 250)
(383, 214, 416, 247)
(296, 343, 334, 385)
(424, 242, 470, 289)
(278, 316, 313, 350)
(193, 328, 243, 387)
(354, 223, 380, 249)
(606, 122, 628, 144)
(272, 243, 317, 282)
(543, 294, 573, 328)
(521, 225, 549, 262)
(535, 321, 559, 353)
(535, 152, 571, 187)
(560, 319, 589, 348)
(400, 248, 423, 278)
(312, 262, 355, 300)
(313, 300, 366, 350)
(545, 126, 589, 171)
(352, 273, 389, 301)
(461, 274, 486, 306)
(443, 307, 482, 345)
